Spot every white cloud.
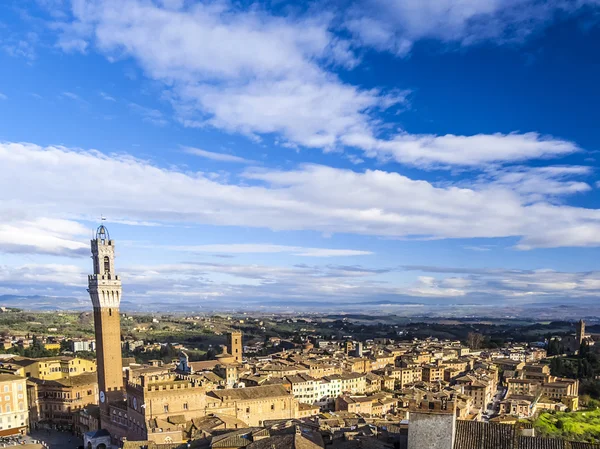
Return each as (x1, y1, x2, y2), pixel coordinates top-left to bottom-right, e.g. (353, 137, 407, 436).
(404, 265, 600, 300)
(346, 0, 600, 56)
(182, 146, 252, 164)
(7, 260, 600, 310)
(342, 132, 579, 168)
(0, 217, 88, 256)
(161, 243, 372, 257)
(49, 0, 583, 168)
(407, 276, 467, 297)
(479, 165, 592, 201)
(2, 142, 600, 250)
(0, 93, 7, 100)
(57, 37, 88, 53)
(0, 263, 84, 287)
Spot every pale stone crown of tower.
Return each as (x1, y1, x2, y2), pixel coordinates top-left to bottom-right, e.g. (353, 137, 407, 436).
(88, 224, 122, 309)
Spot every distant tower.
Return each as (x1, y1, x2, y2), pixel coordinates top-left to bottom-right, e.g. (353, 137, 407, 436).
(88, 225, 124, 417)
(354, 342, 363, 357)
(344, 340, 354, 355)
(577, 319, 585, 345)
(227, 331, 243, 363)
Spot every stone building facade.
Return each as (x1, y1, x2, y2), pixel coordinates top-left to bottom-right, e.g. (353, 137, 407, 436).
(28, 372, 98, 429)
(0, 373, 28, 437)
(407, 399, 456, 449)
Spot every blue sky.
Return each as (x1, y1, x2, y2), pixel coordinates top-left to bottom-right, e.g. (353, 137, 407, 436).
(1, 0, 600, 313)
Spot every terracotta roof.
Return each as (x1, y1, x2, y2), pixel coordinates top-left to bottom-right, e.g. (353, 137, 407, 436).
(517, 436, 565, 449)
(453, 421, 600, 449)
(570, 443, 600, 449)
(453, 420, 516, 449)
(211, 428, 267, 448)
(189, 360, 219, 371)
(0, 373, 25, 381)
(29, 372, 97, 387)
(246, 430, 324, 449)
(208, 385, 290, 401)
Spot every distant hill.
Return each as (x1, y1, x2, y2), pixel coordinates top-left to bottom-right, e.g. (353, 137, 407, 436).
(0, 294, 88, 311)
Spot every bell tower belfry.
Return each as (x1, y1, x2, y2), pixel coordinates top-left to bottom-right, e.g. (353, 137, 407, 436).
(88, 224, 124, 417)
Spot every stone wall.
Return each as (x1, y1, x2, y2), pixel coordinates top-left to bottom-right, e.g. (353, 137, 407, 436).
(407, 410, 455, 449)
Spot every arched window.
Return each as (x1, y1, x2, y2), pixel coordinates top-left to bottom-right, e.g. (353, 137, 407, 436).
(104, 256, 110, 274)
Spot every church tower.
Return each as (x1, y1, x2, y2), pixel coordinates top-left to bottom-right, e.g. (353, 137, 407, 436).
(88, 225, 124, 416)
(227, 330, 243, 363)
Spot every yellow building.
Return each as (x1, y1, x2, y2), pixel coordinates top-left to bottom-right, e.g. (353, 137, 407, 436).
(29, 372, 98, 428)
(0, 373, 28, 437)
(0, 356, 96, 380)
(422, 365, 445, 383)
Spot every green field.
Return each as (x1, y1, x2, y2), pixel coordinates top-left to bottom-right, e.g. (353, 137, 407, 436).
(534, 409, 600, 442)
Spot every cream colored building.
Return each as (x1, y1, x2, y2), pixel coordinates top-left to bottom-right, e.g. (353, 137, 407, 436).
(0, 373, 28, 437)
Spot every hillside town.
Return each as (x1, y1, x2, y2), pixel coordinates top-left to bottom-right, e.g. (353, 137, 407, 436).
(0, 228, 598, 449)
(0, 317, 595, 448)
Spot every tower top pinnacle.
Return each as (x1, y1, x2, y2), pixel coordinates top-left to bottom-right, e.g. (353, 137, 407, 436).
(96, 224, 110, 242)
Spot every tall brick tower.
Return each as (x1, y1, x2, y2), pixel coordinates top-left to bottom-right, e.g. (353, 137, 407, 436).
(227, 330, 243, 363)
(88, 224, 124, 419)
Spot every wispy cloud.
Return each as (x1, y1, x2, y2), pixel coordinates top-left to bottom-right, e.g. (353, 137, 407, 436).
(345, 0, 600, 57)
(128, 102, 167, 126)
(61, 91, 81, 101)
(2, 31, 38, 61)
(0, 93, 7, 100)
(159, 243, 373, 257)
(182, 146, 253, 164)
(464, 245, 494, 252)
(99, 91, 116, 102)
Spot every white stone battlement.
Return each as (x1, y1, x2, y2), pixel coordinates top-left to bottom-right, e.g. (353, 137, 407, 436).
(88, 274, 121, 281)
(89, 289, 121, 309)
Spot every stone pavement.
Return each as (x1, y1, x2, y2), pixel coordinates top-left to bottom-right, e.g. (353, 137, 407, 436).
(23, 430, 83, 449)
